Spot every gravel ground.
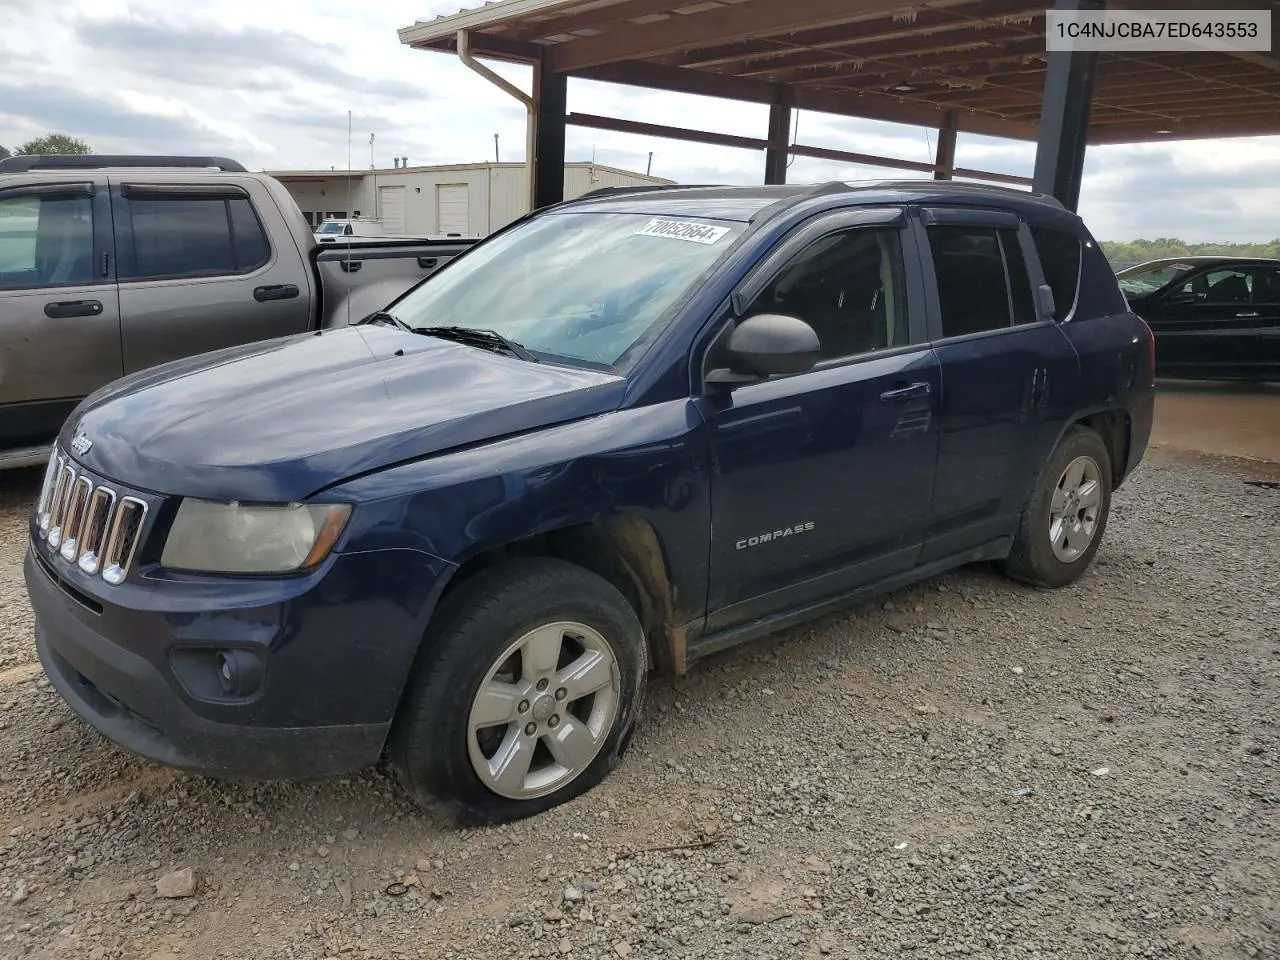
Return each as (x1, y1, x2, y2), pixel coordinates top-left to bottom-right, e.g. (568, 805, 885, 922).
(0, 452, 1277, 960)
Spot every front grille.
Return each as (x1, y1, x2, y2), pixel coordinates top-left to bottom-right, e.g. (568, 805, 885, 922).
(34, 451, 148, 587)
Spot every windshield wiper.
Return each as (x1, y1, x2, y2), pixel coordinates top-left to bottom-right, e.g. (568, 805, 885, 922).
(356, 310, 413, 333)
(416, 326, 539, 363)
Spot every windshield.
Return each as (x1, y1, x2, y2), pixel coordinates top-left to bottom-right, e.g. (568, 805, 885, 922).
(317, 222, 343, 235)
(1115, 261, 1196, 296)
(388, 211, 746, 370)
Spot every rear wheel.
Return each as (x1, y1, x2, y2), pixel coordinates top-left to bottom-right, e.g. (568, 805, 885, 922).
(388, 559, 647, 824)
(1003, 426, 1112, 588)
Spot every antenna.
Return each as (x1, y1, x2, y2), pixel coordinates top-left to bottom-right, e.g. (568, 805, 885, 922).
(646, 151, 653, 176)
(345, 110, 353, 329)
(494, 133, 499, 163)
(369, 132, 378, 220)
(786, 110, 800, 169)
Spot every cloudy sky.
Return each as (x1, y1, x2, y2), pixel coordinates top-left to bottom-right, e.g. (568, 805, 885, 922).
(3, 0, 1279, 242)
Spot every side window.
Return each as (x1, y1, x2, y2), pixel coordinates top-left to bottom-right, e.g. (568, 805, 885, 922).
(121, 194, 271, 281)
(1252, 267, 1280, 304)
(927, 224, 1035, 338)
(745, 228, 908, 362)
(1201, 269, 1251, 304)
(0, 192, 94, 290)
(1029, 225, 1082, 319)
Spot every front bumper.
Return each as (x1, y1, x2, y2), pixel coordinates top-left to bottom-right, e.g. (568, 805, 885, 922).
(25, 542, 451, 779)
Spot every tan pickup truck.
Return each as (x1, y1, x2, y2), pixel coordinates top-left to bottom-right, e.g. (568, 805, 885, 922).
(0, 154, 477, 469)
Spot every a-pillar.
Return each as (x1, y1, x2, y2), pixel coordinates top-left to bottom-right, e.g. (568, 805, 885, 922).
(533, 58, 567, 209)
(1032, 0, 1103, 211)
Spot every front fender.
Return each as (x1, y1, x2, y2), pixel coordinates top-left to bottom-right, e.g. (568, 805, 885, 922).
(328, 400, 712, 627)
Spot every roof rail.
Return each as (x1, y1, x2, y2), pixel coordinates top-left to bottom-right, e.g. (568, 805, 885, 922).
(0, 154, 247, 173)
(573, 184, 724, 202)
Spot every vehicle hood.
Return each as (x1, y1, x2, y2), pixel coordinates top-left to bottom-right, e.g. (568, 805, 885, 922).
(63, 326, 626, 501)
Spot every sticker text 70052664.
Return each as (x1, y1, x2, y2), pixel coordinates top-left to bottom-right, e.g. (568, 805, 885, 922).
(634, 218, 731, 245)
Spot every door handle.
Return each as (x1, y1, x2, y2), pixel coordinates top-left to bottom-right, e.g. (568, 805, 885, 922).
(879, 381, 931, 402)
(44, 300, 103, 319)
(1235, 311, 1260, 318)
(253, 284, 300, 302)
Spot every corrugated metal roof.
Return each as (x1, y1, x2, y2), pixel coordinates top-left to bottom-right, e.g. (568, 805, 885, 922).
(397, 0, 1280, 144)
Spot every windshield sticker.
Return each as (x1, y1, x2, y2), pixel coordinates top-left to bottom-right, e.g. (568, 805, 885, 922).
(1170, 263, 1194, 271)
(635, 219, 731, 245)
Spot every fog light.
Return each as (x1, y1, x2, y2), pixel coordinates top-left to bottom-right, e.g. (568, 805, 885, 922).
(215, 649, 264, 698)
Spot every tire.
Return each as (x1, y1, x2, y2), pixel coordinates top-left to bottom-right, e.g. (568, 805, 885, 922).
(1002, 425, 1113, 589)
(388, 558, 647, 825)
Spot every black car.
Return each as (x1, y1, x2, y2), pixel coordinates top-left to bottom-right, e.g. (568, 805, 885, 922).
(1117, 256, 1280, 382)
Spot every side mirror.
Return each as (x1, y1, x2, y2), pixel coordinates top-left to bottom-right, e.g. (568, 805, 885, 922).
(706, 313, 820, 385)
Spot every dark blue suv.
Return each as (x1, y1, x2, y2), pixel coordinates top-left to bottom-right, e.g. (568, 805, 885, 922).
(25, 181, 1155, 823)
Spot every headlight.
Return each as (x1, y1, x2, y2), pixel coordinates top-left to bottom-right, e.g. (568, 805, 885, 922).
(161, 500, 352, 574)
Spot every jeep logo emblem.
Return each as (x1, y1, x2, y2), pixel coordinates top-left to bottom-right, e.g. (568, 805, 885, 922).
(70, 433, 93, 456)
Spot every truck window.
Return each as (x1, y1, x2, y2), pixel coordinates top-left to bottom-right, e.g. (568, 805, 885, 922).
(0, 193, 94, 290)
(121, 195, 270, 281)
(927, 225, 1036, 337)
(745, 228, 908, 361)
(1029, 225, 1082, 319)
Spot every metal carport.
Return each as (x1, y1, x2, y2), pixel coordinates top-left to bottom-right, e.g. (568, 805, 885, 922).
(398, 0, 1280, 212)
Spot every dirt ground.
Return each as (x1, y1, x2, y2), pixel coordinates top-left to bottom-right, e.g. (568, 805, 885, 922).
(1150, 380, 1280, 466)
(0, 386, 1276, 960)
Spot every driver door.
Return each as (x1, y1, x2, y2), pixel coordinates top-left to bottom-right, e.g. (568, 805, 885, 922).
(698, 209, 941, 633)
(1148, 266, 1257, 375)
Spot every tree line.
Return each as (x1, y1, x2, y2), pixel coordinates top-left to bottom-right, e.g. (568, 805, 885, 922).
(1100, 238, 1280, 266)
(0, 133, 94, 160)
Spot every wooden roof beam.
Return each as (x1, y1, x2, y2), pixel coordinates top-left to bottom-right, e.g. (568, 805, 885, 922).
(505, 0, 734, 42)
(545, 0, 976, 73)
(572, 58, 1035, 138)
(740, 34, 1046, 83)
(776, 39, 1047, 90)
(672, 0, 1044, 71)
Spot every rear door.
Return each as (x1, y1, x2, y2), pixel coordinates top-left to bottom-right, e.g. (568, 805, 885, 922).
(915, 208, 1080, 563)
(0, 177, 121, 449)
(109, 179, 311, 373)
(1250, 265, 1280, 377)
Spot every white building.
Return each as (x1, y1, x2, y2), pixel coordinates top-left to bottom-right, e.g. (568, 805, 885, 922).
(270, 162, 673, 237)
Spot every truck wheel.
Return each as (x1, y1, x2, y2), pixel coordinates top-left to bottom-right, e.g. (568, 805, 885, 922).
(388, 558, 647, 824)
(1002, 426, 1112, 589)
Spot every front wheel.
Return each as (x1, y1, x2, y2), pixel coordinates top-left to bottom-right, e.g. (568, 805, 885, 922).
(388, 559, 647, 824)
(1002, 426, 1113, 588)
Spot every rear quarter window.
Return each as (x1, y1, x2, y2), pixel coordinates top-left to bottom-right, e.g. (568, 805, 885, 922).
(1029, 225, 1082, 319)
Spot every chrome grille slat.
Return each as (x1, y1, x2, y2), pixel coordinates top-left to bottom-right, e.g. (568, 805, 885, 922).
(102, 497, 147, 586)
(77, 487, 116, 575)
(34, 447, 148, 587)
(59, 476, 94, 561)
(46, 464, 77, 549)
(35, 454, 62, 535)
